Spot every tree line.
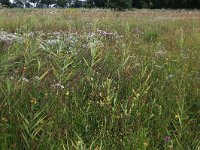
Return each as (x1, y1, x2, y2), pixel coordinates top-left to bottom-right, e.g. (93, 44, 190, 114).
(1, 0, 200, 9)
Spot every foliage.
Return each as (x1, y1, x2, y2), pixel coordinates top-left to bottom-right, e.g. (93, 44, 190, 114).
(0, 0, 11, 6)
(56, 0, 66, 7)
(107, 0, 132, 9)
(6, 0, 200, 8)
(40, 0, 53, 5)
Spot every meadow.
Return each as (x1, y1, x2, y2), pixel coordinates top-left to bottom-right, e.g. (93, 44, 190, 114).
(0, 9, 199, 149)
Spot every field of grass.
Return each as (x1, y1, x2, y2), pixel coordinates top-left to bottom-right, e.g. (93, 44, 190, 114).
(0, 9, 199, 149)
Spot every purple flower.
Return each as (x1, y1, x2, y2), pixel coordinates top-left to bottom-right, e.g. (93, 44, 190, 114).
(164, 136, 171, 142)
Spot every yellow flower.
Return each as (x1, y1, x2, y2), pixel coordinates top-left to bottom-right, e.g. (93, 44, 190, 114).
(91, 77, 94, 81)
(30, 98, 37, 104)
(99, 92, 103, 97)
(136, 93, 140, 97)
(66, 91, 70, 96)
(2, 117, 8, 122)
(137, 112, 141, 116)
(144, 142, 148, 147)
(175, 114, 179, 119)
(45, 93, 48, 97)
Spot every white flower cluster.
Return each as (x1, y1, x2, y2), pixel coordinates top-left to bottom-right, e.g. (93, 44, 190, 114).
(51, 83, 65, 89)
(0, 31, 22, 47)
(97, 29, 124, 39)
(9, 76, 66, 90)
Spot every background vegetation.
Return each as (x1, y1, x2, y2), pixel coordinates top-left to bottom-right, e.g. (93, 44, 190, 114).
(0, 9, 200, 149)
(1, 0, 200, 9)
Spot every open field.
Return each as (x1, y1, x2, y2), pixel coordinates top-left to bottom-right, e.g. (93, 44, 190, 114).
(0, 9, 200, 149)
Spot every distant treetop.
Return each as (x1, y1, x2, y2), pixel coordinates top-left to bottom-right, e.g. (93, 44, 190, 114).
(0, 0, 199, 9)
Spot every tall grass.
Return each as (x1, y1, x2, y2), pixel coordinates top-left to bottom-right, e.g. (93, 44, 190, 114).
(0, 9, 199, 149)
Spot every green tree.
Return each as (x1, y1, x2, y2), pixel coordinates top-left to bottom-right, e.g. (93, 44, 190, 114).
(40, 0, 55, 6)
(94, 0, 107, 8)
(0, 0, 11, 6)
(107, 0, 132, 9)
(85, 0, 95, 8)
(56, 0, 66, 7)
(29, 0, 40, 4)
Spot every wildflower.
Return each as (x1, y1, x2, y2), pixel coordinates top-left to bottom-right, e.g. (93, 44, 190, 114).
(175, 114, 179, 119)
(91, 77, 94, 81)
(164, 136, 171, 142)
(47, 39, 59, 45)
(33, 76, 40, 80)
(45, 93, 48, 97)
(23, 66, 27, 71)
(99, 92, 103, 97)
(136, 112, 141, 116)
(90, 32, 96, 38)
(144, 142, 148, 147)
(30, 98, 37, 105)
(52, 83, 65, 89)
(169, 144, 173, 149)
(66, 91, 70, 96)
(22, 77, 29, 83)
(2, 117, 8, 122)
(10, 76, 15, 80)
(136, 93, 140, 97)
